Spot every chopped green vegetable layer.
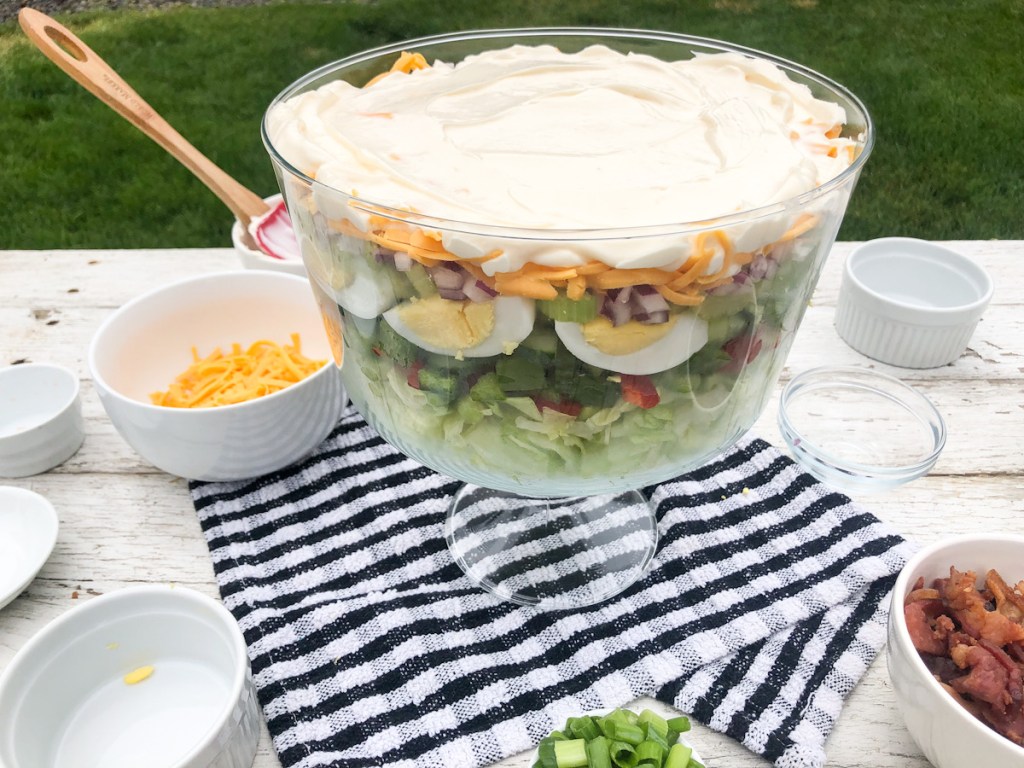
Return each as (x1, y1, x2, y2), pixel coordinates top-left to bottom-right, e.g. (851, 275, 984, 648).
(532, 709, 704, 768)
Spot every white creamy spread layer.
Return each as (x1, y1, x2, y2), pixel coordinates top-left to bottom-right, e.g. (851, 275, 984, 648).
(267, 44, 857, 273)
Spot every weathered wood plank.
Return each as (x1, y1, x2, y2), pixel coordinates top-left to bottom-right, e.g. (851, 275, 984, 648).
(1, 244, 1022, 768)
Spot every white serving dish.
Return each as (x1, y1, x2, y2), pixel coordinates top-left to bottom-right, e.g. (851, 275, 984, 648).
(0, 487, 59, 611)
(835, 237, 993, 368)
(231, 193, 306, 276)
(88, 270, 344, 481)
(887, 534, 1024, 768)
(0, 585, 261, 768)
(0, 363, 84, 477)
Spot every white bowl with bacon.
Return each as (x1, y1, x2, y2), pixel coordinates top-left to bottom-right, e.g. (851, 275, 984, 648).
(887, 534, 1024, 768)
(88, 270, 344, 481)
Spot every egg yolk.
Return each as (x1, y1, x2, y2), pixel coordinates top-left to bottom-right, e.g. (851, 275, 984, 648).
(581, 315, 676, 355)
(394, 295, 496, 350)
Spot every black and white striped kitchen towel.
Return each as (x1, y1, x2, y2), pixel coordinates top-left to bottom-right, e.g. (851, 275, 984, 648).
(190, 406, 911, 768)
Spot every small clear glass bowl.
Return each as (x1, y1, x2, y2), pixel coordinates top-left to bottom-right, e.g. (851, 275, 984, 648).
(778, 366, 946, 493)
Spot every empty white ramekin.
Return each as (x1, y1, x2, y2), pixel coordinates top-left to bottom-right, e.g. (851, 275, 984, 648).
(834, 238, 993, 368)
(0, 585, 261, 768)
(0, 363, 85, 477)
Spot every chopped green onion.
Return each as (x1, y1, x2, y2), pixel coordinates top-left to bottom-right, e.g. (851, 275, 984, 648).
(586, 735, 613, 768)
(666, 716, 692, 734)
(606, 720, 645, 746)
(567, 716, 601, 742)
(609, 740, 638, 768)
(634, 739, 665, 766)
(664, 742, 692, 768)
(536, 739, 558, 768)
(641, 725, 668, 751)
(638, 710, 670, 741)
(537, 709, 702, 768)
(553, 738, 588, 768)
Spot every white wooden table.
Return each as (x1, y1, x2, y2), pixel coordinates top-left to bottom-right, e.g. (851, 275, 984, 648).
(1, 242, 1021, 768)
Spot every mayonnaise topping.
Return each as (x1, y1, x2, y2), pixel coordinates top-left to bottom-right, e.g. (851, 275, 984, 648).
(266, 45, 858, 273)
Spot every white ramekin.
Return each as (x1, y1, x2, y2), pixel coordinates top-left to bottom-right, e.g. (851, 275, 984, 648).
(834, 238, 993, 368)
(0, 363, 85, 477)
(230, 193, 306, 276)
(0, 585, 262, 768)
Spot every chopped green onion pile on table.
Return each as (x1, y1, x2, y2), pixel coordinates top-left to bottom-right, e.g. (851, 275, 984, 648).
(533, 708, 705, 768)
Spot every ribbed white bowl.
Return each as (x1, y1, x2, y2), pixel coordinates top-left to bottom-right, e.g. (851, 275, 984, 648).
(835, 238, 993, 368)
(0, 364, 84, 478)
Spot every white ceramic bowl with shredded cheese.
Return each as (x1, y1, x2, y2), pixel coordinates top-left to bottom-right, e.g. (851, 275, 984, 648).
(88, 270, 344, 481)
(0, 584, 261, 768)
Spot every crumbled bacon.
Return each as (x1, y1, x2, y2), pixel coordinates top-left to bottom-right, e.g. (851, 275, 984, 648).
(906, 566, 1024, 747)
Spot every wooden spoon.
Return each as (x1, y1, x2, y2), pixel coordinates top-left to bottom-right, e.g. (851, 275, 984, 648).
(18, 7, 279, 255)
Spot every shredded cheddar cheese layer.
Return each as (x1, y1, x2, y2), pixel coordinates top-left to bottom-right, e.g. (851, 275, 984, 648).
(330, 213, 817, 305)
(151, 334, 325, 408)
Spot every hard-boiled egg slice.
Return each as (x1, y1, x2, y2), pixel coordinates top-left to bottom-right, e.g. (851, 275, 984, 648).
(300, 234, 398, 319)
(555, 313, 709, 375)
(383, 295, 535, 357)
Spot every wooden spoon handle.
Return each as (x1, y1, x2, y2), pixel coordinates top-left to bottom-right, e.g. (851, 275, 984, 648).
(18, 7, 269, 224)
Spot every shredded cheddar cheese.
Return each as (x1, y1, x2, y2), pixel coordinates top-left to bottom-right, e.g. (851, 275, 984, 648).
(329, 212, 820, 306)
(150, 334, 325, 409)
(123, 665, 154, 685)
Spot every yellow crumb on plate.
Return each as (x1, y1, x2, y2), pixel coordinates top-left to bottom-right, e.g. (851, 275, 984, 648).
(123, 665, 155, 685)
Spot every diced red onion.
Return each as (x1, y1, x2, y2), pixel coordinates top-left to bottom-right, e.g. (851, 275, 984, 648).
(476, 280, 498, 297)
(615, 285, 632, 304)
(632, 284, 658, 297)
(601, 296, 632, 327)
(636, 310, 670, 325)
(430, 264, 464, 291)
(393, 251, 413, 272)
(437, 287, 467, 301)
(631, 287, 670, 317)
(461, 274, 493, 303)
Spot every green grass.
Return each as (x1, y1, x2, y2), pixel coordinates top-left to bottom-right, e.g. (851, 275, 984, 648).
(1, 0, 1021, 248)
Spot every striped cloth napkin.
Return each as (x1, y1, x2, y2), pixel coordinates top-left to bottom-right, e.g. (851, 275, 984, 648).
(190, 406, 910, 768)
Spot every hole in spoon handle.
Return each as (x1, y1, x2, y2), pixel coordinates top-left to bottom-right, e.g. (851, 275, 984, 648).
(43, 25, 88, 63)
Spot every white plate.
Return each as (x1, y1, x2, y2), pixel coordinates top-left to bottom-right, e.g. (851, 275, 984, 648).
(0, 487, 59, 610)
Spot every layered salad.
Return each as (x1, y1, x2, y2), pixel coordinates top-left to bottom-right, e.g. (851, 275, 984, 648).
(265, 41, 865, 494)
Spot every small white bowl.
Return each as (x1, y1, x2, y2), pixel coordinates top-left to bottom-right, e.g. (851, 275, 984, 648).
(0, 487, 59, 611)
(887, 534, 1024, 768)
(0, 585, 261, 768)
(778, 366, 946, 493)
(231, 193, 306, 276)
(88, 270, 344, 481)
(0, 363, 85, 478)
(835, 237, 993, 368)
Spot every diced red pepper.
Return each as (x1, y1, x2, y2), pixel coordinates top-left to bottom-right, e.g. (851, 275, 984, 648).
(405, 360, 424, 389)
(620, 374, 660, 409)
(533, 396, 583, 417)
(721, 332, 764, 375)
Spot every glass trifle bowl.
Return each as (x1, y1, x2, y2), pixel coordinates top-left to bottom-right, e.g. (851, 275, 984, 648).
(262, 28, 873, 609)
